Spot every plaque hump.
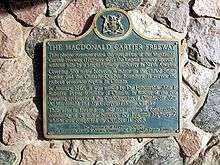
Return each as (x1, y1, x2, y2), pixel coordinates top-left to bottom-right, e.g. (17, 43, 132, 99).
(43, 8, 181, 139)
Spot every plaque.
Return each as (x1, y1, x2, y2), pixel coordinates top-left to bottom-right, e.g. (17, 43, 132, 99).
(43, 8, 181, 139)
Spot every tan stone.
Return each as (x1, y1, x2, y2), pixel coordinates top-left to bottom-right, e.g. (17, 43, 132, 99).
(187, 18, 220, 68)
(63, 139, 150, 164)
(177, 128, 201, 157)
(181, 83, 198, 122)
(57, 0, 104, 35)
(176, 124, 211, 158)
(20, 144, 65, 165)
(0, 15, 23, 58)
(0, 55, 35, 102)
(128, 9, 186, 40)
(2, 99, 39, 145)
(9, 0, 47, 26)
(0, 96, 7, 124)
(141, 0, 190, 33)
(183, 61, 218, 97)
(193, 0, 220, 19)
(191, 135, 220, 165)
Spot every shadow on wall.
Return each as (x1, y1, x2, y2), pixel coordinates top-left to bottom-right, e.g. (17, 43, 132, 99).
(33, 42, 44, 139)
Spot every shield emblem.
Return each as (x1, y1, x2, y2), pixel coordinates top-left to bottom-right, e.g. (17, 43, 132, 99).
(102, 14, 124, 35)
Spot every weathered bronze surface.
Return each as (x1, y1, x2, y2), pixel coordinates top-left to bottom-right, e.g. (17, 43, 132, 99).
(104, 0, 143, 10)
(43, 8, 181, 139)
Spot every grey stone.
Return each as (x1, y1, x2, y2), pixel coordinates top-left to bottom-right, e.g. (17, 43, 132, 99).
(125, 148, 145, 165)
(193, 0, 220, 19)
(47, 0, 72, 17)
(0, 56, 35, 103)
(142, 0, 189, 33)
(182, 61, 217, 97)
(63, 139, 149, 164)
(0, 150, 16, 165)
(104, 0, 143, 10)
(128, 9, 185, 40)
(187, 18, 220, 69)
(193, 77, 220, 133)
(25, 24, 62, 97)
(191, 135, 220, 165)
(126, 138, 183, 165)
(25, 24, 62, 59)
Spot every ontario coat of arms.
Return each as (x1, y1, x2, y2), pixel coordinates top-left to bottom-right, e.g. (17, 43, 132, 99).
(102, 14, 125, 35)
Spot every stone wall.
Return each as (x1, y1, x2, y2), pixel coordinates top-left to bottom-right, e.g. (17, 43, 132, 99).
(0, 0, 220, 164)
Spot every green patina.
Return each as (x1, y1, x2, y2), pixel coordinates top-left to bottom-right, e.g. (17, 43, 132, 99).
(43, 9, 181, 139)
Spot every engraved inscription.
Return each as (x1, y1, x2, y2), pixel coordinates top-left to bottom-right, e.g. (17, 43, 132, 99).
(45, 37, 180, 137)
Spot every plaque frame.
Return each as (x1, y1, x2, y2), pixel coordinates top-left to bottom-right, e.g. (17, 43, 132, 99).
(43, 8, 182, 139)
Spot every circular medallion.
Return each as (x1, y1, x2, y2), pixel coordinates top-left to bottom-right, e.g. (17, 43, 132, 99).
(104, 0, 143, 11)
(94, 8, 132, 41)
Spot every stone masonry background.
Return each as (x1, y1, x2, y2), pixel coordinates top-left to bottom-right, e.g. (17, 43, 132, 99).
(0, 0, 220, 164)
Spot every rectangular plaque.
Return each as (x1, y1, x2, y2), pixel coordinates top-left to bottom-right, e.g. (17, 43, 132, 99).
(43, 8, 181, 139)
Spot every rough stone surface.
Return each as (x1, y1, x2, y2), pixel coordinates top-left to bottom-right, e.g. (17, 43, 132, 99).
(0, 1, 219, 164)
(0, 96, 7, 124)
(181, 83, 198, 121)
(125, 147, 145, 165)
(193, 77, 220, 133)
(0, 150, 16, 165)
(0, 56, 35, 102)
(193, 0, 220, 19)
(191, 135, 220, 165)
(20, 144, 65, 165)
(176, 128, 201, 157)
(0, 15, 23, 58)
(9, 0, 47, 26)
(141, 0, 189, 33)
(47, 0, 72, 17)
(2, 100, 39, 145)
(181, 39, 189, 68)
(129, 10, 185, 40)
(104, 0, 143, 10)
(25, 24, 62, 59)
(0, 3, 7, 17)
(183, 61, 218, 96)
(57, 0, 104, 35)
(126, 138, 183, 165)
(63, 139, 149, 164)
(187, 18, 220, 68)
(25, 24, 63, 98)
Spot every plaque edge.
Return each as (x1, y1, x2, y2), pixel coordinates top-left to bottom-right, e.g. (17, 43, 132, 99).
(42, 8, 183, 139)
